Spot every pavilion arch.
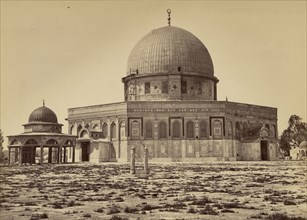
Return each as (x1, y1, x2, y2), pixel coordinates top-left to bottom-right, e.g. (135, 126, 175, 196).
(145, 121, 153, 139)
(24, 138, 39, 145)
(64, 139, 74, 146)
(186, 120, 195, 139)
(46, 139, 59, 145)
(110, 122, 116, 141)
(265, 124, 270, 131)
(159, 121, 167, 139)
(102, 122, 108, 138)
(199, 120, 208, 139)
(10, 139, 19, 145)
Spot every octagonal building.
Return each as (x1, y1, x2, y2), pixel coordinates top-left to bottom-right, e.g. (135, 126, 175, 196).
(67, 21, 279, 163)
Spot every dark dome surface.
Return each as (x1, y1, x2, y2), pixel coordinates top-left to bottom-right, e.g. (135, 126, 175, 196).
(28, 106, 58, 123)
(127, 26, 214, 76)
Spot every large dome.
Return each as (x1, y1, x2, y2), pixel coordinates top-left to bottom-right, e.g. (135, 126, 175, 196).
(28, 106, 58, 123)
(127, 26, 214, 76)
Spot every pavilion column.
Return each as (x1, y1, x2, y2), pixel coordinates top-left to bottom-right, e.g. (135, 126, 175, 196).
(8, 147, 11, 164)
(72, 146, 75, 163)
(63, 147, 67, 163)
(19, 147, 23, 165)
(40, 146, 44, 165)
(60, 146, 63, 163)
(29, 147, 33, 165)
(15, 148, 19, 163)
(48, 147, 52, 163)
(57, 147, 61, 164)
(31, 147, 35, 164)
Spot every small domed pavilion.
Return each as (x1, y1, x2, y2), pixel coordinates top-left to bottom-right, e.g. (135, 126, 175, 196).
(7, 103, 77, 164)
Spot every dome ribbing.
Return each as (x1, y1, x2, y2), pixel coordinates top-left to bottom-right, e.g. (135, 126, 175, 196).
(127, 26, 214, 76)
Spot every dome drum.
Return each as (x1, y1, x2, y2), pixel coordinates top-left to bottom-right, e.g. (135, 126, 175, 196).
(123, 73, 217, 101)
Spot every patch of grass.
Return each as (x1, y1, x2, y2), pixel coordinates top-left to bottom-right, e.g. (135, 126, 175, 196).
(83, 213, 91, 218)
(109, 216, 128, 220)
(114, 197, 124, 202)
(284, 199, 296, 205)
(30, 212, 48, 220)
(107, 205, 120, 215)
(222, 202, 241, 209)
(221, 209, 235, 213)
(198, 205, 218, 215)
(52, 201, 63, 209)
(24, 201, 38, 206)
(187, 206, 197, 214)
(265, 212, 306, 220)
(189, 196, 212, 206)
(124, 206, 138, 213)
(67, 200, 76, 206)
(141, 204, 160, 211)
(94, 207, 104, 213)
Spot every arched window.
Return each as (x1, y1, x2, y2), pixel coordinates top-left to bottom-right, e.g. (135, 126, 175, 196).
(186, 121, 194, 139)
(159, 121, 167, 139)
(77, 125, 82, 137)
(110, 122, 116, 141)
(172, 120, 180, 138)
(80, 130, 89, 138)
(70, 125, 75, 135)
(131, 121, 140, 139)
(213, 120, 222, 139)
(145, 121, 153, 139)
(119, 121, 126, 140)
(85, 124, 90, 129)
(235, 122, 241, 139)
(102, 123, 108, 138)
(199, 121, 208, 139)
(92, 124, 99, 131)
(265, 124, 270, 131)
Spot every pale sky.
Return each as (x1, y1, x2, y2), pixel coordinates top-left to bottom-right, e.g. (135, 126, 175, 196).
(1, 1, 306, 144)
